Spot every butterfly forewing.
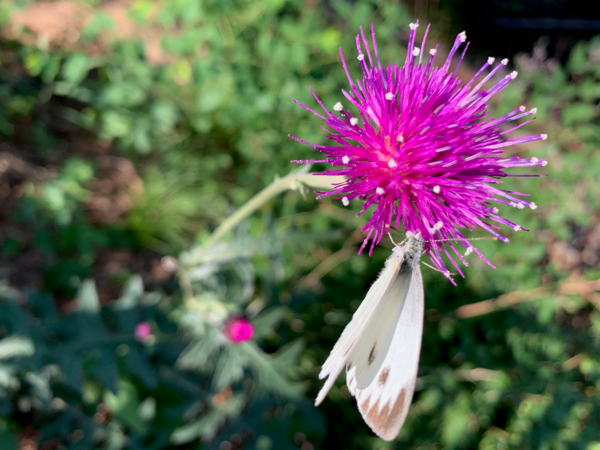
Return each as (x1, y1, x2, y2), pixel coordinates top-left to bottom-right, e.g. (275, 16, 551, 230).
(347, 266, 413, 391)
(314, 249, 405, 406)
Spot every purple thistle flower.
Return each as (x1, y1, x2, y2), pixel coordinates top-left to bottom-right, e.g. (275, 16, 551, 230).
(290, 21, 547, 282)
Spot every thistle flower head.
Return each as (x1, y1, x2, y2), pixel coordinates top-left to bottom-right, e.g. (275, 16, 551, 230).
(291, 22, 546, 281)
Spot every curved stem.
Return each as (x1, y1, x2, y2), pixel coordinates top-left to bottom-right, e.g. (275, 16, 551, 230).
(181, 166, 344, 268)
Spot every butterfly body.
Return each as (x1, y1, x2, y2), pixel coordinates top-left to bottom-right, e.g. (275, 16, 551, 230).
(316, 233, 425, 441)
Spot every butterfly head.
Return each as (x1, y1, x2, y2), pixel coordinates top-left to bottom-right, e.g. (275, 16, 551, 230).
(402, 231, 424, 268)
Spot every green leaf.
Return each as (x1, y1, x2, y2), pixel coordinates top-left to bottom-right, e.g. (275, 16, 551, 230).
(271, 338, 305, 370)
(132, 124, 152, 153)
(562, 102, 596, 127)
(197, 90, 222, 113)
(150, 101, 179, 133)
(0, 424, 17, 450)
(76, 279, 100, 313)
(244, 342, 304, 398)
(113, 275, 144, 310)
(170, 394, 245, 444)
(212, 346, 247, 390)
(58, 354, 83, 392)
(252, 307, 286, 339)
(92, 349, 118, 393)
(24, 50, 46, 77)
(99, 83, 147, 108)
(81, 12, 115, 40)
(62, 53, 89, 85)
(126, 347, 158, 388)
(577, 78, 600, 101)
(104, 380, 145, 433)
(568, 41, 588, 74)
(100, 110, 132, 138)
(0, 336, 34, 360)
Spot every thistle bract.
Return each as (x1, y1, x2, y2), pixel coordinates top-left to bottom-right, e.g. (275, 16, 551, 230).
(291, 22, 546, 281)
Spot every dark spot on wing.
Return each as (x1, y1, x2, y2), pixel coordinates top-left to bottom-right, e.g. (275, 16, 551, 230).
(378, 367, 391, 386)
(368, 343, 377, 365)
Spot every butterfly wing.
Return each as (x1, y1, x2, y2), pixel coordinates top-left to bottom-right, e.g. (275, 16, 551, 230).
(314, 249, 405, 406)
(346, 265, 424, 441)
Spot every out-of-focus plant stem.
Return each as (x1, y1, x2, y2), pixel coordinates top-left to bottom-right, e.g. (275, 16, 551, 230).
(178, 165, 345, 302)
(439, 276, 600, 320)
(182, 166, 344, 268)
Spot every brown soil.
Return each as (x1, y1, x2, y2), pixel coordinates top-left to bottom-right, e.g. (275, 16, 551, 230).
(5, 0, 172, 65)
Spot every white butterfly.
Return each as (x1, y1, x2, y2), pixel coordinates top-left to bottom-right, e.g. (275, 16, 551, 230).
(315, 231, 425, 441)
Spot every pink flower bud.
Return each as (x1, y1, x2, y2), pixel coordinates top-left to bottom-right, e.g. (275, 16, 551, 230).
(223, 317, 254, 343)
(134, 322, 152, 342)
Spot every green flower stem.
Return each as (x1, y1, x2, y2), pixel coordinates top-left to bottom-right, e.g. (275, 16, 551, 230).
(181, 166, 345, 269)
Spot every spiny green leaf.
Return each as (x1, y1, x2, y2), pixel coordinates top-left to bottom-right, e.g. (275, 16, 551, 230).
(0, 336, 34, 360)
(76, 279, 100, 313)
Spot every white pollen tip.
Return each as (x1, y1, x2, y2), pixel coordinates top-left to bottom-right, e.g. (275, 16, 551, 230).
(385, 92, 394, 100)
(517, 203, 524, 209)
(510, 71, 518, 79)
(342, 196, 349, 206)
(412, 47, 421, 56)
(542, 160, 548, 166)
(342, 155, 350, 164)
(530, 107, 537, 114)
(458, 31, 467, 42)
(541, 134, 548, 140)
(433, 185, 441, 194)
(428, 221, 444, 234)
(492, 207, 499, 214)
(529, 202, 537, 210)
(350, 117, 359, 126)
(531, 157, 539, 163)
(388, 159, 397, 168)
(409, 23, 418, 30)
(430, 49, 437, 56)
(333, 102, 343, 111)
(487, 57, 495, 65)
(465, 247, 473, 256)
(514, 225, 522, 231)
(501, 58, 509, 65)
(396, 134, 404, 143)
(357, 54, 365, 61)
(376, 187, 385, 195)
(519, 106, 526, 112)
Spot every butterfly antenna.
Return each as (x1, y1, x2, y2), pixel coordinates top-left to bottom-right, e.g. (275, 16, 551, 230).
(421, 260, 456, 276)
(425, 236, 498, 244)
(387, 232, 399, 246)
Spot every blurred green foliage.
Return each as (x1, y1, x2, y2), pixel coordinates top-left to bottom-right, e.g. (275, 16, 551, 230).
(1, 0, 600, 448)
